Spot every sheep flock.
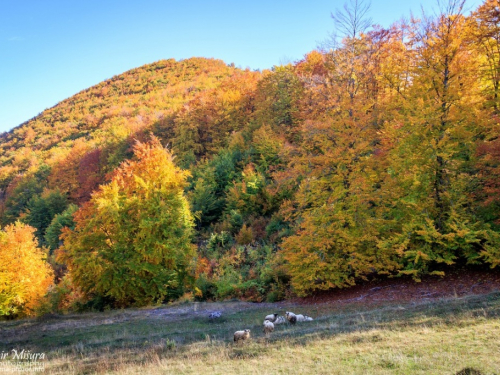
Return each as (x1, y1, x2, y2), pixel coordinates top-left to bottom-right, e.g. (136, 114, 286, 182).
(232, 311, 314, 343)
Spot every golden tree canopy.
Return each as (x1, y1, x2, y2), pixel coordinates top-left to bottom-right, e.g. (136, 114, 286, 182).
(0, 222, 53, 317)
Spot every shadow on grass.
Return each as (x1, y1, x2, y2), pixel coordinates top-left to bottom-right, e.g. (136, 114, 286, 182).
(455, 368, 484, 375)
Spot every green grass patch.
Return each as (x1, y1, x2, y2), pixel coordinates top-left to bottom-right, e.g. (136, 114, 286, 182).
(1, 293, 499, 374)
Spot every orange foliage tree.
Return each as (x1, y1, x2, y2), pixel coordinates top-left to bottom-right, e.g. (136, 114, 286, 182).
(0, 222, 53, 317)
(377, 1, 500, 277)
(58, 136, 195, 307)
(279, 1, 392, 294)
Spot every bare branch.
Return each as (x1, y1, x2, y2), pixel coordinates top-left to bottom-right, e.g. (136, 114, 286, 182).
(331, 0, 373, 39)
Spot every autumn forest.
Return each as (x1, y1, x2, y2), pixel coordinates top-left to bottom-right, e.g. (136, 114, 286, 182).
(1, 0, 500, 318)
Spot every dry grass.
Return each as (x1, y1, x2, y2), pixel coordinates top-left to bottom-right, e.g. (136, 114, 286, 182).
(1, 292, 500, 374)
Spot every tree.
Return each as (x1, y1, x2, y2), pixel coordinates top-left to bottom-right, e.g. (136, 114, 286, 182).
(225, 163, 267, 218)
(468, 0, 500, 230)
(280, 1, 390, 295)
(378, 0, 500, 277)
(48, 140, 92, 202)
(280, 103, 388, 295)
(0, 222, 53, 317)
(189, 148, 244, 227)
(23, 189, 69, 245)
(44, 204, 78, 254)
(468, 0, 500, 112)
(58, 136, 195, 307)
(330, 0, 372, 40)
(76, 148, 105, 204)
(254, 65, 304, 142)
(2, 165, 50, 225)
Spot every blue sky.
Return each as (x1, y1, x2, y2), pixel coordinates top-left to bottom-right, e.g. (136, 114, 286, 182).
(0, 0, 483, 133)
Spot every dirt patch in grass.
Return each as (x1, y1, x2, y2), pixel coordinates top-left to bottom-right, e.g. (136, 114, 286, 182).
(291, 266, 500, 307)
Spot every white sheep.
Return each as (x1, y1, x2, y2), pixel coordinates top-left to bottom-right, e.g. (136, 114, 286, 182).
(286, 311, 314, 324)
(263, 320, 274, 335)
(296, 314, 314, 322)
(273, 315, 286, 325)
(264, 313, 279, 322)
(234, 329, 251, 343)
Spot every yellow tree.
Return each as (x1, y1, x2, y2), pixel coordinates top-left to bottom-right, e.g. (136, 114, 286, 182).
(280, 1, 394, 295)
(468, 0, 500, 112)
(379, 0, 500, 277)
(59, 136, 195, 307)
(0, 222, 53, 317)
(468, 0, 500, 232)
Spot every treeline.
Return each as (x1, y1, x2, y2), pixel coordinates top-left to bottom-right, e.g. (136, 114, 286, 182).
(1, 0, 499, 317)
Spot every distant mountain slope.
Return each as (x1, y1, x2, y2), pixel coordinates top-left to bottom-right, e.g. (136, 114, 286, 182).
(0, 58, 255, 191)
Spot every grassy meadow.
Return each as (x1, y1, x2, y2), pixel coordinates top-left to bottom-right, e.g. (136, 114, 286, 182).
(1, 292, 500, 374)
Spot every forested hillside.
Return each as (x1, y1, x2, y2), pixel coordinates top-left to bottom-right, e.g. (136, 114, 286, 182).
(1, 0, 499, 317)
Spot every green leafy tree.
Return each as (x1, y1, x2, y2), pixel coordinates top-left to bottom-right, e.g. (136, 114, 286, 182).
(23, 189, 68, 245)
(189, 148, 243, 227)
(2, 165, 50, 225)
(58, 137, 195, 307)
(255, 65, 303, 142)
(44, 204, 78, 253)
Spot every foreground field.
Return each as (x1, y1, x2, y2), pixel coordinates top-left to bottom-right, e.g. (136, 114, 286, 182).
(1, 289, 500, 374)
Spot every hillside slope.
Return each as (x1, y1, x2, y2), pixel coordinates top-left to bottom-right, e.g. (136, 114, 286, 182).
(0, 58, 242, 157)
(0, 57, 260, 225)
(0, 57, 258, 194)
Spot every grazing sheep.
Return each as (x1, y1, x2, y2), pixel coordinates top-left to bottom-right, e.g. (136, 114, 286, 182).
(295, 314, 306, 322)
(285, 311, 297, 325)
(234, 329, 251, 343)
(286, 311, 314, 324)
(263, 320, 274, 335)
(264, 313, 279, 322)
(273, 315, 286, 325)
(295, 314, 314, 322)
